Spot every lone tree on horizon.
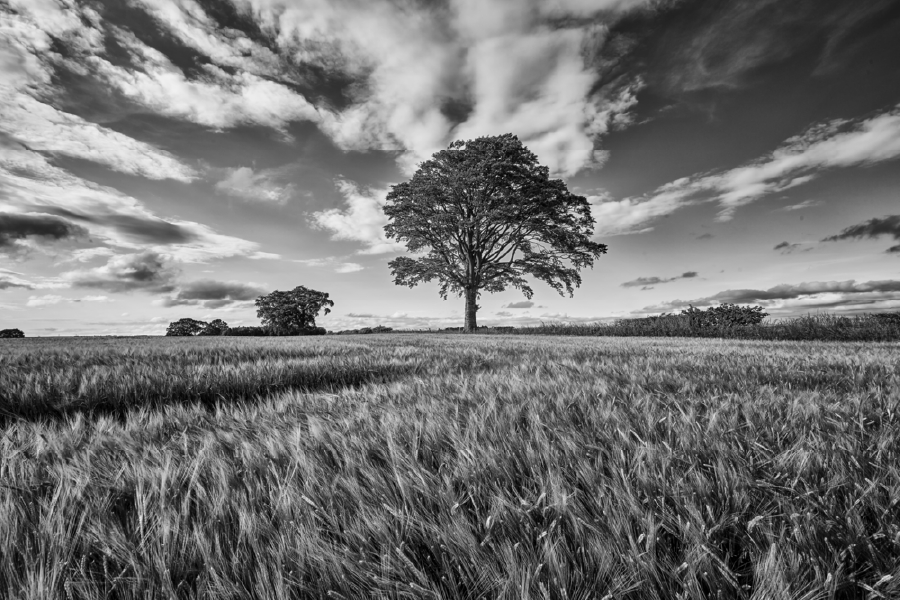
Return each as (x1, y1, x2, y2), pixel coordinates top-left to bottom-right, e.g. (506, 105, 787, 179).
(384, 134, 607, 332)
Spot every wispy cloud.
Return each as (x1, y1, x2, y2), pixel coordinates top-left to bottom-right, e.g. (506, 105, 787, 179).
(621, 271, 698, 288)
(25, 293, 113, 307)
(294, 255, 367, 274)
(781, 199, 822, 211)
(501, 301, 534, 309)
(639, 279, 900, 317)
(594, 105, 900, 234)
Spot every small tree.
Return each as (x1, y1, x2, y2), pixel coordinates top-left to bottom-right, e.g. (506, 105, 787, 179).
(384, 134, 607, 332)
(165, 318, 208, 337)
(0, 328, 24, 338)
(255, 286, 333, 335)
(198, 318, 229, 336)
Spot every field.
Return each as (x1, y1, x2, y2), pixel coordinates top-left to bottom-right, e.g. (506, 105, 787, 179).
(1, 334, 899, 599)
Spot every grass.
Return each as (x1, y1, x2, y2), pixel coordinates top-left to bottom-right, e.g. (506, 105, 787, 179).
(1, 334, 899, 599)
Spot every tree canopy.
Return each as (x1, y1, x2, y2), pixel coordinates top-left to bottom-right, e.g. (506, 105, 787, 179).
(0, 328, 25, 339)
(255, 286, 333, 335)
(384, 133, 607, 331)
(165, 318, 208, 337)
(198, 319, 229, 336)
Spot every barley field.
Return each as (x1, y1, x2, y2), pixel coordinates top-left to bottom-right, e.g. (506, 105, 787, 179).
(1, 334, 899, 599)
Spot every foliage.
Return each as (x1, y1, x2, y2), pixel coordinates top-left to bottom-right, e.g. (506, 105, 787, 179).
(384, 133, 607, 331)
(165, 318, 208, 337)
(0, 328, 24, 338)
(198, 318, 229, 336)
(332, 325, 394, 335)
(255, 286, 333, 335)
(223, 325, 269, 336)
(510, 311, 900, 341)
(2, 335, 900, 598)
(680, 303, 768, 327)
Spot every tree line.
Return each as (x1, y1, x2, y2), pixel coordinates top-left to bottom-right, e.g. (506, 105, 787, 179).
(166, 286, 332, 337)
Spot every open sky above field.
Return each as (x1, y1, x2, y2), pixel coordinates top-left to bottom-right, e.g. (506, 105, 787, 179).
(2, 0, 900, 335)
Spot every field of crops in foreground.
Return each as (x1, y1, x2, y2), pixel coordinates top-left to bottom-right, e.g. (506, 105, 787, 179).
(1, 335, 899, 600)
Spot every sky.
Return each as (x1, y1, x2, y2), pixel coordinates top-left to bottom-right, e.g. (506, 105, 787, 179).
(2, 0, 900, 336)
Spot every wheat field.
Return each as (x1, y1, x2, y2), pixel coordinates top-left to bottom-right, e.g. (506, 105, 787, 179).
(1, 334, 899, 599)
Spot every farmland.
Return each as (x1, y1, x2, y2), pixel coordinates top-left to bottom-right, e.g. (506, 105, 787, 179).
(1, 334, 899, 599)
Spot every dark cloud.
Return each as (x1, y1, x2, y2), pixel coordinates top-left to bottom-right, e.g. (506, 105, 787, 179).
(502, 301, 534, 309)
(163, 280, 267, 308)
(640, 279, 900, 313)
(621, 271, 698, 288)
(346, 313, 378, 318)
(0, 213, 87, 250)
(69, 251, 178, 294)
(696, 233, 714, 240)
(822, 215, 900, 243)
(0, 277, 32, 290)
(888, 245, 900, 254)
(45, 208, 197, 245)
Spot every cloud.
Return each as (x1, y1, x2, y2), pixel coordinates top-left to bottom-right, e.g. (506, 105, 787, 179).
(0, 213, 87, 252)
(598, 105, 900, 233)
(0, 276, 32, 290)
(4, 0, 653, 196)
(294, 255, 367, 273)
(696, 233, 714, 240)
(162, 279, 267, 309)
(66, 251, 179, 294)
(781, 199, 821, 211)
(0, 92, 198, 182)
(0, 135, 269, 263)
(502, 301, 535, 309)
(621, 271, 697, 288)
(250, 0, 646, 175)
(26, 294, 65, 307)
(334, 262, 363, 274)
(310, 180, 404, 254)
(822, 215, 900, 248)
(215, 167, 296, 204)
(23, 293, 111, 307)
(639, 279, 900, 317)
(774, 241, 799, 253)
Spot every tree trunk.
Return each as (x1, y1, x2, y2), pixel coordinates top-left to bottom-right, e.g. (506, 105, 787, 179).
(464, 287, 478, 333)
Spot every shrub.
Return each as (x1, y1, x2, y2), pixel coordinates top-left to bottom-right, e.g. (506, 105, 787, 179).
(0, 328, 25, 338)
(225, 326, 268, 337)
(681, 304, 768, 328)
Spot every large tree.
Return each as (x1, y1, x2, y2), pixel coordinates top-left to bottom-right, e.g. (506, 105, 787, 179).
(165, 318, 207, 337)
(255, 286, 333, 335)
(384, 134, 608, 332)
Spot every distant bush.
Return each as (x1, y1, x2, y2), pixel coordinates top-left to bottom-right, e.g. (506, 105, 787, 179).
(0, 328, 24, 339)
(512, 310, 900, 342)
(681, 303, 769, 328)
(223, 325, 326, 336)
(332, 325, 394, 335)
(224, 326, 268, 337)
